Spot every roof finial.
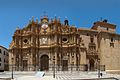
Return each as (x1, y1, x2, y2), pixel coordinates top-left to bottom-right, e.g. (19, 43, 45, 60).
(36, 18, 38, 23)
(58, 16, 60, 22)
(29, 20, 31, 23)
(43, 11, 48, 18)
(100, 17, 103, 21)
(54, 14, 57, 18)
(50, 17, 53, 22)
(54, 14, 57, 22)
(16, 26, 19, 30)
(64, 16, 69, 26)
(31, 16, 34, 22)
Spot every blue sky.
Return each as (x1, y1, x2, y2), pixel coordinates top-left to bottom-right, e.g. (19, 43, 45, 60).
(0, 0, 120, 48)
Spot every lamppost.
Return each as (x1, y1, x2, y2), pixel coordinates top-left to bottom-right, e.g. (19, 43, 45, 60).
(11, 57, 14, 79)
(53, 58, 55, 78)
(98, 58, 100, 78)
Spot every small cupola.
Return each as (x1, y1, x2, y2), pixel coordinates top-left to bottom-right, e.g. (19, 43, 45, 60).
(103, 19, 108, 23)
(64, 19, 69, 26)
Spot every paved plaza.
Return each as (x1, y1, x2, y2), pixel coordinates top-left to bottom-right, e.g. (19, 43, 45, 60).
(0, 71, 120, 80)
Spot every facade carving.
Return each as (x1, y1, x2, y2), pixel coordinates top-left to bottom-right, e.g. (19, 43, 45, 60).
(9, 16, 120, 73)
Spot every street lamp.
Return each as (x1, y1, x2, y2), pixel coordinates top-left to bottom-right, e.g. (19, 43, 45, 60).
(53, 58, 55, 78)
(11, 57, 14, 79)
(98, 58, 100, 78)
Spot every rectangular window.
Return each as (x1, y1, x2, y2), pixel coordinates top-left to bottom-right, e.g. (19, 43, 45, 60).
(0, 49, 1, 53)
(4, 59, 5, 62)
(0, 63, 1, 66)
(4, 51, 5, 55)
(111, 38, 113, 42)
(87, 33, 89, 36)
(0, 58, 1, 62)
(90, 36, 94, 43)
(107, 27, 109, 31)
(90, 37, 94, 43)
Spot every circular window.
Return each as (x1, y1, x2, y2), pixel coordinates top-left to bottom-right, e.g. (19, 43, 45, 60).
(24, 39, 28, 43)
(62, 38, 68, 42)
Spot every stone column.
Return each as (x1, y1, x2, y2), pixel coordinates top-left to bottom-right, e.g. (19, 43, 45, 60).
(19, 54, 21, 71)
(68, 52, 72, 71)
(55, 51, 57, 70)
(55, 51, 57, 71)
(35, 53, 37, 71)
(55, 52, 57, 65)
(59, 53, 62, 71)
(87, 59, 90, 71)
(27, 54, 30, 71)
(13, 54, 16, 70)
(49, 52, 52, 71)
(55, 35, 57, 43)
(72, 52, 76, 71)
(31, 36, 33, 46)
(70, 50, 73, 71)
(30, 51, 33, 70)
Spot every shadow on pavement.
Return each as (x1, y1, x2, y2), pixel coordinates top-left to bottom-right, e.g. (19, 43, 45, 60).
(72, 77, 119, 80)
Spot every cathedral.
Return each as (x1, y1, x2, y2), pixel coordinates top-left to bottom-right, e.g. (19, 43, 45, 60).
(9, 16, 120, 74)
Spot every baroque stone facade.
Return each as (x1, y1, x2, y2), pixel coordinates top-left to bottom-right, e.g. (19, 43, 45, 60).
(9, 16, 120, 73)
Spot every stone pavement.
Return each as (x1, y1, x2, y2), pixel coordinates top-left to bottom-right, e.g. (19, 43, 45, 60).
(0, 71, 120, 80)
(48, 71, 120, 80)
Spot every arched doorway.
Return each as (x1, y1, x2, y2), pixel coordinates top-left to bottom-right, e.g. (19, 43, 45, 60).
(23, 60, 28, 71)
(89, 59, 95, 71)
(62, 60, 68, 71)
(40, 55, 49, 71)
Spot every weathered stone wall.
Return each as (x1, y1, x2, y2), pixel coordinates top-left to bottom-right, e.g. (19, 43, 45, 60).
(100, 32, 120, 73)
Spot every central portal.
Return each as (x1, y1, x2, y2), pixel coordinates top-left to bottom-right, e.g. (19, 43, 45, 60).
(40, 55, 49, 71)
(62, 60, 68, 71)
(89, 59, 95, 71)
(23, 60, 28, 71)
